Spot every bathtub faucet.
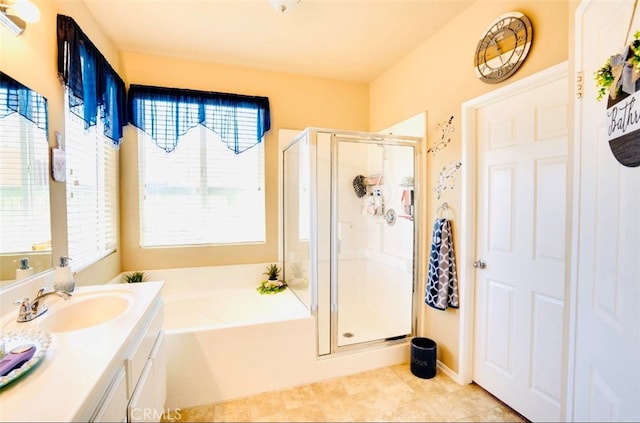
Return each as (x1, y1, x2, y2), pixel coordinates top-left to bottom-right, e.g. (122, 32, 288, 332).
(15, 287, 72, 323)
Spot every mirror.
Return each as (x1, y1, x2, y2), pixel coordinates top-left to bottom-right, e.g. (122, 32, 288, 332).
(0, 71, 52, 288)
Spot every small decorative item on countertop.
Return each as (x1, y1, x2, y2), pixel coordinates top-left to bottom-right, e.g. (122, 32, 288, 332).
(54, 256, 74, 292)
(258, 264, 287, 294)
(0, 329, 52, 388)
(0, 344, 36, 377)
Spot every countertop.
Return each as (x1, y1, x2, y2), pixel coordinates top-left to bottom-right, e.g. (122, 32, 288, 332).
(0, 281, 163, 422)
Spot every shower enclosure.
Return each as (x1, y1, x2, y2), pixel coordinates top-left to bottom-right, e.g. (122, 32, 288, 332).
(283, 128, 420, 355)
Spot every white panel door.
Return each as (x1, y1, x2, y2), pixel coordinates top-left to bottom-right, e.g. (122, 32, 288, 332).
(473, 73, 568, 422)
(572, 1, 640, 421)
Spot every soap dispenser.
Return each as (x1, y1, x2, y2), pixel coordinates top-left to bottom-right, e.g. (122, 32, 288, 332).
(15, 258, 34, 280)
(54, 256, 75, 292)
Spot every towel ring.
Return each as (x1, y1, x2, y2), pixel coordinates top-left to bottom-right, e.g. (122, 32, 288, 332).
(436, 202, 450, 219)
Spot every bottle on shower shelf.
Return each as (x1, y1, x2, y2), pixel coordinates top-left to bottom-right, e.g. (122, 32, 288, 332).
(373, 187, 383, 215)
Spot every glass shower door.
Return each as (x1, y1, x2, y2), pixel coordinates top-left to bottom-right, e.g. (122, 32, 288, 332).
(334, 139, 415, 347)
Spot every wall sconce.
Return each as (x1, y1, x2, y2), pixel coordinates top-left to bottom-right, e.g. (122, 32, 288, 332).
(269, 0, 301, 14)
(0, 0, 40, 35)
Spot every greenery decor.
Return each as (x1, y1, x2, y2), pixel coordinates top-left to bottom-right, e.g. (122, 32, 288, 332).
(630, 30, 640, 70)
(123, 271, 149, 283)
(595, 59, 614, 101)
(257, 278, 287, 294)
(595, 30, 640, 101)
(258, 264, 287, 294)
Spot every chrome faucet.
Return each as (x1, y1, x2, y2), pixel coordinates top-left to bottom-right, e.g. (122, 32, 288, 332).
(15, 287, 72, 323)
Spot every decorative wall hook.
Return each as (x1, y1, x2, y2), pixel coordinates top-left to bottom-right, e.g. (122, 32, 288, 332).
(427, 115, 455, 156)
(434, 161, 462, 199)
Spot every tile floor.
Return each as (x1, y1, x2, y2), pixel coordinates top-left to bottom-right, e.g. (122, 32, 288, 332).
(162, 363, 527, 422)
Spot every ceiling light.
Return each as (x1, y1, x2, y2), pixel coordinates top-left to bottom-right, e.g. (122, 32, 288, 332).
(270, 0, 301, 14)
(11, 0, 40, 23)
(0, 10, 24, 35)
(0, 0, 39, 35)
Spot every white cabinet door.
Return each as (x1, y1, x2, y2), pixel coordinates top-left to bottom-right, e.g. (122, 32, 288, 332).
(93, 368, 127, 423)
(128, 332, 167, 423)
(128, 361, 155, 423)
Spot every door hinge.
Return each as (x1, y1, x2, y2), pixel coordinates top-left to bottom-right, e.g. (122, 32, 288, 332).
(576, 71, 584, 99)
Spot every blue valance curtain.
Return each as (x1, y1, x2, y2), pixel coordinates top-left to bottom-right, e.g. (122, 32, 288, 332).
(128, 84, 270, 154)
(0, 71, 47, 131)
(56, 14, 126, 145)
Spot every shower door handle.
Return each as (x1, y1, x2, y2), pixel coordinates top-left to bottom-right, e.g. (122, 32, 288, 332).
(473, 259, 486, 269)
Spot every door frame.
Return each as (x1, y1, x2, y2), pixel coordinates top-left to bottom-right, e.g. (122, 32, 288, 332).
(458, 61, 570, 388)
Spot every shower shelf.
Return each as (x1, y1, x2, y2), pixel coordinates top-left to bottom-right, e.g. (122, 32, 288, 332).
(365, 174, 383, 186)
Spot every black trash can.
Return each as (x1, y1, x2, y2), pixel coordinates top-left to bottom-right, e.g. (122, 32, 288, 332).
(410, 337, 437, 379)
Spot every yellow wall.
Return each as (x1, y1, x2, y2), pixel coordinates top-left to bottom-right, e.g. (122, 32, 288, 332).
(0, 0, 124, 286)
(119, 52, 369, 270)
(368, 0, 570, 372)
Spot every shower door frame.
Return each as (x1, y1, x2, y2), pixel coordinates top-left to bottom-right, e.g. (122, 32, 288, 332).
(282, 128, 422, 356)
(328, 130, 421, 354)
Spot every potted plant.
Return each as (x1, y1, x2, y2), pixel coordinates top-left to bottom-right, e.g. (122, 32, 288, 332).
(257, 264, 287, 294)
(264, 264, 280, 281)
(122, 271, 149, 283)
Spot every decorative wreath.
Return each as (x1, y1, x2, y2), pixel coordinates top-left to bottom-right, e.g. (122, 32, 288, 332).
(595, 30, 640, 101)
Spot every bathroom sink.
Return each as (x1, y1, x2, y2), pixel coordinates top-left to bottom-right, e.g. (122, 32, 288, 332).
(37, 293, 133, 332)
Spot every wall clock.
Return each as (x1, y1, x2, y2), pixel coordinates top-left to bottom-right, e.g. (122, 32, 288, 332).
(474, 11, 533, 84)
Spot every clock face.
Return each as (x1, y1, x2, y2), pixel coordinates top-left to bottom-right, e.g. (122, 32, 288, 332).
(474, 12, 533, 84)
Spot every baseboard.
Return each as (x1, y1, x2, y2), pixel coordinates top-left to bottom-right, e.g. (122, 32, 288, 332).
(436, 360, 470, 386)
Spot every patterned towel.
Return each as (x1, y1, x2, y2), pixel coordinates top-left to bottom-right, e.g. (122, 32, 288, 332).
(425, 218, 459, 310)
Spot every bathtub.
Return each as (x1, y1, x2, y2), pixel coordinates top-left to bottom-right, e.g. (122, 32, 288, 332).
(120, 263, 409, 409)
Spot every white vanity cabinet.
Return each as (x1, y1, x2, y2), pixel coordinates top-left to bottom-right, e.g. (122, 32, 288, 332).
(88, 291, 166, 422)
(126, 302, 166, 423)
(0, 281, 166, 423)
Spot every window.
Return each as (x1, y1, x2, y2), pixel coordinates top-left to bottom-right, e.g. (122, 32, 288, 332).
(128, 85, 270, 248)
(139, 125, 265, 247)
(64, 91, 118, 270)
(0, 111, 50, 254)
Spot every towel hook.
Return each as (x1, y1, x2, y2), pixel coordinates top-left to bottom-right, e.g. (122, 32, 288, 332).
(437, 202, 450, 219)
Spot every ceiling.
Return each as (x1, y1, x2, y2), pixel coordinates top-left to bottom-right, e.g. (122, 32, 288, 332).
(81, 0, 475, 83)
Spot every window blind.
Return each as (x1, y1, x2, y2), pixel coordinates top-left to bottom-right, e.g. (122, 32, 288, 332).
(0, 113, 50, 253)
(65, 93, 118, 270)
(139, 125, 265, 247)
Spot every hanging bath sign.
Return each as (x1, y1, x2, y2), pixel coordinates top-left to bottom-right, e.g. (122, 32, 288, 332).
(595, 3, 640, 167)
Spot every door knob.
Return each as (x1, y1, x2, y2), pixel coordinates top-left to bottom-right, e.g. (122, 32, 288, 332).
(473, 259, 486, 269)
